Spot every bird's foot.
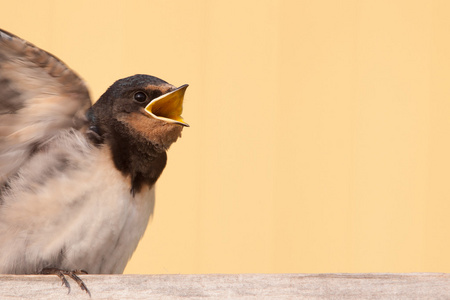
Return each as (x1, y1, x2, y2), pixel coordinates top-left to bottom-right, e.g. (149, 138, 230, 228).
(40, 267, 91, 297)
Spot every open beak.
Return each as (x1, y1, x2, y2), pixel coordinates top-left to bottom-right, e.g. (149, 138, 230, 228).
(144, 84, 189, 127)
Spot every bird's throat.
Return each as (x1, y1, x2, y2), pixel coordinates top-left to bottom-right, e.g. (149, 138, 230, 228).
(105, 120, 168, 194)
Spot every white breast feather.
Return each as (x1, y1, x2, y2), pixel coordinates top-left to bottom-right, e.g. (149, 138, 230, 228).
(0, 130, 155, 274)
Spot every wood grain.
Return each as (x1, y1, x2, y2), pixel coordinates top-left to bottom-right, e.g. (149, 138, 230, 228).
(0, 273, 449, 299)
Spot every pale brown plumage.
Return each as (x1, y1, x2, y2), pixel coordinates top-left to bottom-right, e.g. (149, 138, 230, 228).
(0, 29, 90, 186)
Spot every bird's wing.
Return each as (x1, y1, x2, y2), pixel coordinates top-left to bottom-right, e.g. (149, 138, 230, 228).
(0, 29, 91, 185)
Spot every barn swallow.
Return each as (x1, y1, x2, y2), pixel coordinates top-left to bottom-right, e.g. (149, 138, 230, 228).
(0, 29, 188, 295)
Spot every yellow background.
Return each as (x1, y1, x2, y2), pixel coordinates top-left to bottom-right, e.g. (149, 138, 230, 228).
(2, 0, 450, 274)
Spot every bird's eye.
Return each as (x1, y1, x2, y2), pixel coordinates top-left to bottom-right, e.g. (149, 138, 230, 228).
(133, 92, 147, 103)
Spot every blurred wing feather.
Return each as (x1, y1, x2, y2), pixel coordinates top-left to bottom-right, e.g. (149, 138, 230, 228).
(0, 29, 91, 184)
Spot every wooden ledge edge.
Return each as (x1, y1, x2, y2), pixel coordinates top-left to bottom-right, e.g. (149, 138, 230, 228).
(0, 273, 449, 299)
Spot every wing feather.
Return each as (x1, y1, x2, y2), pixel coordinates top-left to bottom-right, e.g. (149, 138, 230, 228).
(0, 29, 92, 184)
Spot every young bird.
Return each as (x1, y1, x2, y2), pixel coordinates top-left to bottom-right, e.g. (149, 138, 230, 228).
(0, 29, 188, 293)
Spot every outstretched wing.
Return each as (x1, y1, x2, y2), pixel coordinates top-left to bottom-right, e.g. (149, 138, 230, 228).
(0, 29, 91, 185)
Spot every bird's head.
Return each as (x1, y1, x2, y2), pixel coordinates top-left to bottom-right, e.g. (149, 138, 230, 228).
(87, 74, 188, 192)
(89, 74, 189, 150)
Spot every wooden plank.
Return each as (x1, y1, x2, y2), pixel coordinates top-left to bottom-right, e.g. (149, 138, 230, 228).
(0, 273, 449, 299)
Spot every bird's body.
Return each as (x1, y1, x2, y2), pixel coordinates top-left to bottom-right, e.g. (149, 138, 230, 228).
(0, 129, 154, 274)
(0, 29, 188, 276)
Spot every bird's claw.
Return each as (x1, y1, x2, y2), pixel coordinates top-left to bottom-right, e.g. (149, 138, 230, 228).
(40, 268, 91, 297)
